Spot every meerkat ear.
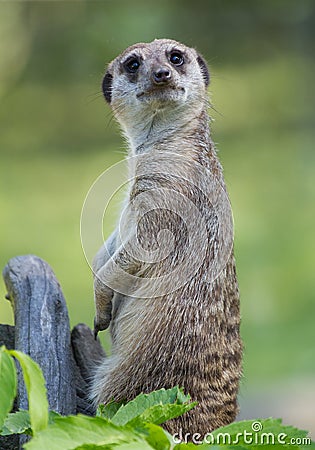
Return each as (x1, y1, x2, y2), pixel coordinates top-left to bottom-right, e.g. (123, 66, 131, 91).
(102, 70, 113, 103)
(197, 54, 210, 87)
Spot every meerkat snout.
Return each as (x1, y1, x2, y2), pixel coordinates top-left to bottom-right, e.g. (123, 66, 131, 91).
(152, 66, 172, 84)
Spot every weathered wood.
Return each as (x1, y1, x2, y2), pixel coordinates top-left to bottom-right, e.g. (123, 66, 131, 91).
(71, 323, 106, 416)
(72, 323, 105, 383)
(1, 255, 107, 448)
(3, 255, 77, 416)
(0, 324, 15, 349)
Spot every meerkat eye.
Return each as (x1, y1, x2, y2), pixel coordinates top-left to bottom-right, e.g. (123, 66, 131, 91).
(169, 51, 184, 66)
(124, 57, 140, 73)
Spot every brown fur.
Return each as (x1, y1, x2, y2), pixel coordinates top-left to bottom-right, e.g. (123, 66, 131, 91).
(91, 39, 242, 438)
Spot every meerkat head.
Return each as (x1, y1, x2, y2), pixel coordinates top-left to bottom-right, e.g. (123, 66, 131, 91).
(102, 39, 209, 147)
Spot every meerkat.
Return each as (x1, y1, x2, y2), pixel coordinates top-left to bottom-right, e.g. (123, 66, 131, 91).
(91, 38, 242, 437)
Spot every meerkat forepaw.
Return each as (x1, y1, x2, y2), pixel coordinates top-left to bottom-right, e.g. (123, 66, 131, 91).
(93, 280, 114, 338)
(94, 312, 111, 339)
(93, 300, 112, 337)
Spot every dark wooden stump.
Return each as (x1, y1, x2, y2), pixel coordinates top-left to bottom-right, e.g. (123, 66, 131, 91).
(3, 255, 76, 416)
(1, 255, 105, 449)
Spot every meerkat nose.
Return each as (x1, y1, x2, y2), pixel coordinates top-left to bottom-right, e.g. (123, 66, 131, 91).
(152, 67, 172, 84)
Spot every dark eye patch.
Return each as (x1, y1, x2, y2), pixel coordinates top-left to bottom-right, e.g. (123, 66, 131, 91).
(123, 56, 141, 73)
(169, 51, 184, 66)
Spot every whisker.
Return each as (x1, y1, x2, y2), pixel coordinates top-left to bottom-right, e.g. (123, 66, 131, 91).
(208, 102, 223, 118)
(87, 90, 103, 99)
(85, 91, 105, 105)
(106, 114, 117, 129)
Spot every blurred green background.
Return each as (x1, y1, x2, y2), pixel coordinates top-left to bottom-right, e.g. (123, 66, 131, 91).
(1, 0, 314, 435)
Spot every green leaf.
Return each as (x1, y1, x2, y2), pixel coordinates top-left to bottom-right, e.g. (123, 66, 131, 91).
(129, 403, 196, 428)
(8, 349, 49, 435)
(0, 347, 17, 432)
(48, 410, 62, 423)
(140, 422, 172, 450)
(111, 387, 195, 426)
(109, 444, 155, 450)
(24, 415, 154, 450)
(73, 446, 113, 450)
(1, 410, 31, 436)
(97, 402, 173, 449)
(75, 444, 154, 450)
(174, 445, 211, 450)
(97, 400, 125, 419)
(0, 410, 65, 439)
